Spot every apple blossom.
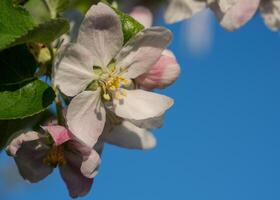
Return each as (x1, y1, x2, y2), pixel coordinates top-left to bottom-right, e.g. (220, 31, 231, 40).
(130, 6, 180, 90)
(6, 127, 100, 198)
(54, 3, 174, 148)
(260, 0, 280, 31)
(164, 0, 260, 31)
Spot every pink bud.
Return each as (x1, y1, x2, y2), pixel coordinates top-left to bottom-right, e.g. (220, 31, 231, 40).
(129, 6, 153, 28)
(136, 50, 180, 90)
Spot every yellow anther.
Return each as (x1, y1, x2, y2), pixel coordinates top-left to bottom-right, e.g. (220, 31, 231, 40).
(109, 86, 116, 91)
(103, 93, 111, 101)
(123, 79, 131, 87)
(121, 89, 127, 96)
(99, 73, 131, 101)
(115, 91, 122, 99)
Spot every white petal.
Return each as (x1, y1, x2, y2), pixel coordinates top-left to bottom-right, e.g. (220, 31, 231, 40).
(130, 115, 164, 129)
(80, 150, 100, 178)
(102, 121, 156, 150)
(77, 2, 123, 68)
(164, 0, 207, 24)
(13, 139, 53, 183)
(54, 43, 95, 97)
(60, 150, 94, 198)
(129, 6, 153, 28)
(260, 0, 280, 31)
(112, 89, 173, 120)
(116, 27, 172, 79)
(210, 0, 260, 31)
(6, 131, 40, 156)
(66, 90, 106, 147)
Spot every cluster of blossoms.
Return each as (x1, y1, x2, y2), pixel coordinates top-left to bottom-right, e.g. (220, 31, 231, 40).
(6, 3, 180, 198)
(165, 0, 280, 31)
(6, 0, 279, 198)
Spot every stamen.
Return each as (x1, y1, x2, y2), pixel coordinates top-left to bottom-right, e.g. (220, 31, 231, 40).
(43, 146, 66, 167)
(100, 75, 131, 101)
(103, 93, 111, 101)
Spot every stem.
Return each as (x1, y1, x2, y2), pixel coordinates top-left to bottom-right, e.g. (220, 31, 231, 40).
(55, 89, 65, 126)
(47, 45, 65, 126)
(47, 44, 55, 81)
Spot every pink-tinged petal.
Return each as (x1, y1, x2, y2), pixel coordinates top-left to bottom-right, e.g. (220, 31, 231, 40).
(164, 0, 207, 24)
(67, 90, 106, 147)
(102, 120, 156, 150)
(130, 6, 153, 28)
(116, 27, 172, 79)
(112, 89, 173, 120)
(260, 0, 280, 31)
(67, 140, 101, 178)
(136, 49, 180, 90)
(60, 150, 94, 198)
(13, 139, 53, 183)
(42, 126, 71, 146)
(210, 0, 260, 31)
(80, 150, 100, 178)
(6, 131, 40, 156)
(77, 2, 123, 68)
(54, 43, 95, 97)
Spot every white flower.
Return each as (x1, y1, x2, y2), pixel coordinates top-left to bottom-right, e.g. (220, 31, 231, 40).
(165, 0, 260, 31)
(130, 6, 181, 91)
(260, 0, 280, 31)
(54, 3, 173, 147)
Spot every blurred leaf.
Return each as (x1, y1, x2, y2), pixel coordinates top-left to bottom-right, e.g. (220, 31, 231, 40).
(0, 0, 36, 50)
(24, 0, 51, 23)
(47, 0, 70, 17)
(0, 79, 55, 120)
(24, 0, 70, 22)
(0, 0, 70, 51)
(112, 7, 145, 44)
(11, 18, 70, 47)
(69, 0, 94, 14)
(0, 45, 37, 85)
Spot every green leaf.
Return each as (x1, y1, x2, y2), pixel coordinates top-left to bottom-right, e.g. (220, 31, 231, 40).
(11, 18, 70, 47)
(24, 0, 70, 22)
(0, 80, 55, 120)
(0, 0, 36, 50)
(0, 0, 70, 51)
(24, 0, 51, 23)
(113, 8, 145, 44)
(47, 0, 70, 17)
(0, 45, 37, 85)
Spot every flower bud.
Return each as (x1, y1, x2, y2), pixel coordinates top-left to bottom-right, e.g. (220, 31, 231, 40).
(136, 50, 180, 90)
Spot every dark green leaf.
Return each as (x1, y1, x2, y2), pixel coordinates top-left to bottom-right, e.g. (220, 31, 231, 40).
(11, 18, 70, 47)
(0, 79, 55, 120)
(24, 0, 70, 23)
(0, 45, 37, 85)
(113, 8, 145, 44)
(0, 0, 36, 50)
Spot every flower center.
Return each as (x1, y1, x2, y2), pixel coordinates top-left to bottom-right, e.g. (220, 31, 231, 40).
(43, 146, 66, 167)
(100, 75, 131, 101)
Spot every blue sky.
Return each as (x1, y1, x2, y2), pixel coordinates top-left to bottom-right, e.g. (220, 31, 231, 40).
(1, 9, 280, 200)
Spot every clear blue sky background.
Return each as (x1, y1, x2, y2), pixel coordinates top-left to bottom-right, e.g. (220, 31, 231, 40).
(1, 8, 280, 200)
